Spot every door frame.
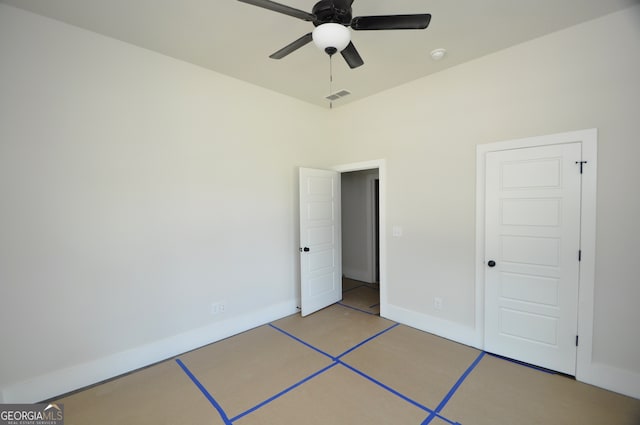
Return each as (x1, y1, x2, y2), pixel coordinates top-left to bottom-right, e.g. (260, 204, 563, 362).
(475, 129, 597, 380)
(333, 159, 387, 317)
(368, 175, 380, 284)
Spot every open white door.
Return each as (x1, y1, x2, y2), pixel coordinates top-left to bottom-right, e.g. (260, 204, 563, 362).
(299, 168, 342, 316)
(484, 142, 582, 375)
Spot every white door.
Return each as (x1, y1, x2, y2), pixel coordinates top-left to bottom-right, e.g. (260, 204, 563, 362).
(484, 143, 582, 375)
(299, 168, 342, 316)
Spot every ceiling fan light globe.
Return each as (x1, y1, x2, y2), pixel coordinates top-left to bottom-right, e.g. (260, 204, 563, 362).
(312, 23, 350, 54)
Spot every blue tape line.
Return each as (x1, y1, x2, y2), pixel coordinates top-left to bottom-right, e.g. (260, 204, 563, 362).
(338, 360, 434, 414)
(230, 362, 338, 423)
(338, 360, 458, 425)
(342, 284, 366, 294)
(369, 303, 380, 308)
(269, 320, 456, 423)
(421, 351, 486, 425)
(175, 358, 232, 425)
(269, 323, 336, 360)
(336, 322, 400, 359)
(337, 302, 379, 316)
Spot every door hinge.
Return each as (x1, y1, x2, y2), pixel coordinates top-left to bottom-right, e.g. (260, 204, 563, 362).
(576, 161, 588, 174)
(576, 335, 579, 346)
(578, 250, 582, 261)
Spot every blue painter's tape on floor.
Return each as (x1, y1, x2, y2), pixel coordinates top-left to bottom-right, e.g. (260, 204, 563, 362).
(230, 362, 339, 423)
(177, 317, 466, 425)
(338, 360, 433, 414)
(421, 351, 486, 425)
(337, 302, 379, 316)
(269, 323, 336, 360)
(336, 322, 400, 359)
(338, 360, 459, 425)
(268, 319, 459, 424)
(175, 358, 232, 425)
(342, 284, 367, 294)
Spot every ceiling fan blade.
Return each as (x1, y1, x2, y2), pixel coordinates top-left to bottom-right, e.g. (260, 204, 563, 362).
(351, 14, 431, 30)
(341, 42, 364, 69)
(269, 33, 313, 59)
(237, 0, 315, 21)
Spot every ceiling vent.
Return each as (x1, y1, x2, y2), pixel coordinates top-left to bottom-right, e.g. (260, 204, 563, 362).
(325, 89, 351, 101)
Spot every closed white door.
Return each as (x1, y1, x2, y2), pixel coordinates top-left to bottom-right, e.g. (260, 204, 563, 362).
(484, 143, 582, 375)
(299, 168, 342, 316)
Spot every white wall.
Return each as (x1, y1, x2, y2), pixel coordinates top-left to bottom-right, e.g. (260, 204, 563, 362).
(0, 4, 331, 402)
(330, 5, 640, 398)
(342, 169, 379, 283)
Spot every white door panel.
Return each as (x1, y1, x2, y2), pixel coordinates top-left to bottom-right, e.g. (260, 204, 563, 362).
(501, 198, 561, 226)
(501, 235, 560, 266)
(500, 309, 559, 346)
(485, 143, 581, 375)
(501, 158, 562, 188)
(299, 168, 341, 316)
(500, 273, 559, 306)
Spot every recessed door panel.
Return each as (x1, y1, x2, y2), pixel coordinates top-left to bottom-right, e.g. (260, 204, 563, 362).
(500, 308, 558, 347)
(500, 272, 559, 306)
(501, 199, 561, 226)
(501, 158, 561, 189)
(309, 272, 336, 297)
(501, 235, 560, 267)
(307, 176, 333, 196)
(308, 249, 334, 273)
(307, 202, 333, 221)
(307, 225, 334, 246)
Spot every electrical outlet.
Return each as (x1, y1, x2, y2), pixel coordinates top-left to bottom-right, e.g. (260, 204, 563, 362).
(211, 302, 225, 315)
(434, 297, 443, 311)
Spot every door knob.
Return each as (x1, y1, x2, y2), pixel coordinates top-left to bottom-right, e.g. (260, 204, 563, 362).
(300, 247, 310, 252)
(487, 260, 496, 267)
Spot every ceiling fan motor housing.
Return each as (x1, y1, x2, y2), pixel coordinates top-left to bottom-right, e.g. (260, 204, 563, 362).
(312, 0, 351, 26)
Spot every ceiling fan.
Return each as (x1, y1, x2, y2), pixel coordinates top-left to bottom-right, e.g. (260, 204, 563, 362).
(237, 0, 431, 69)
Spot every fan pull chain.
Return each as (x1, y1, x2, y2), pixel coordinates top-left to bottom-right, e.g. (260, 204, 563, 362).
(329, 54, 333, 109)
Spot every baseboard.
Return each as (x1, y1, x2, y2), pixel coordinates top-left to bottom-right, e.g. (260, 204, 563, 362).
(577, 360, 640, 399)
(1, 300, 298, 403)
(384, 304, 479, 349)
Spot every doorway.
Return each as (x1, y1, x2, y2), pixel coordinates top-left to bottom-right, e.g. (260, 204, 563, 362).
(335, 159, 386, 317)
(298, 160, 387, 317)
(341, 169, 380, 315)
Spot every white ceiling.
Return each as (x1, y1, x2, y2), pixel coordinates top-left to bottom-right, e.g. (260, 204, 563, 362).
(2, 0, 638, 108)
